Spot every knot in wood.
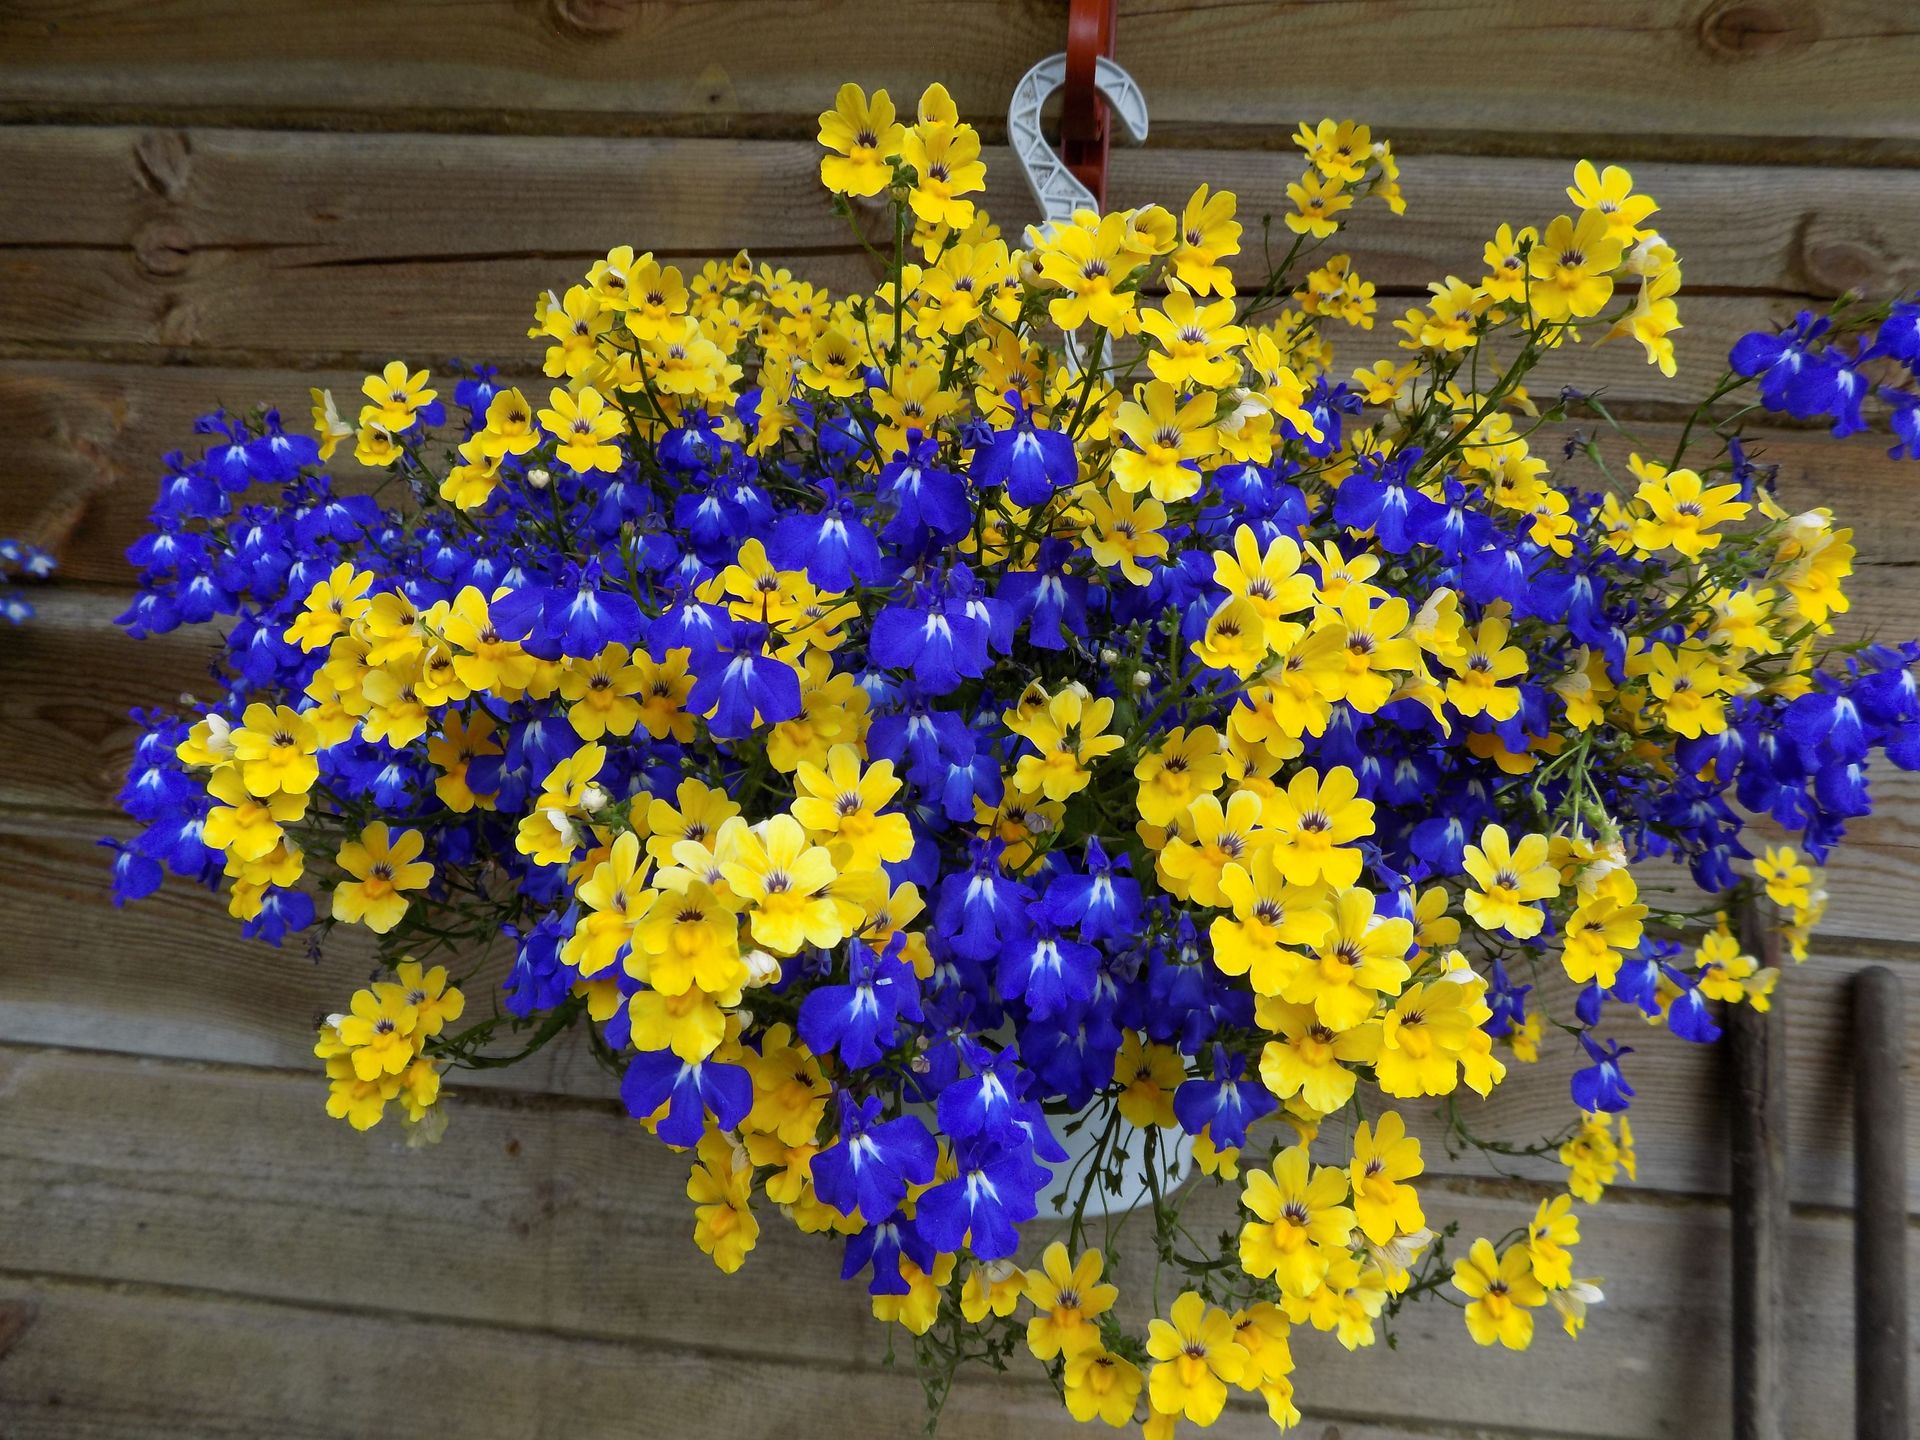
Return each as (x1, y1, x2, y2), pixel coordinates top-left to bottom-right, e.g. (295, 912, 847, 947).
(1697, 0, 1818, 58)
(549, 0, 640, 37)
(132, 130, 192, 200)
(133, 220, 195, 278)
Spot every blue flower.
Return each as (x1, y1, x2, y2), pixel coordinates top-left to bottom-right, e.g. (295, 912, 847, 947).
(914, 1134, 1046, 1259)
(1036, 838, 1143, 943)
(620, 1049, 753, 1146)
(1000, 908, 1101, 1021)
(970, 403, 1076, 507)
(1570, 1033, 1635, 1113)
(798, 938, 923, 1068)
(1172, 1044, 1274, 1147)
(870, 582, 991, 695)
(811, 1093, 938, 1223)
(685, 623, 803, 738)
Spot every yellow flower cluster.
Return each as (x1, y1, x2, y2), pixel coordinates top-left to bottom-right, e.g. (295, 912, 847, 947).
(313, 961, 463, 1133)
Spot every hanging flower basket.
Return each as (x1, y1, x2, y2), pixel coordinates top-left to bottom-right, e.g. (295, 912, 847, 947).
(109, 80, 1918, 1434)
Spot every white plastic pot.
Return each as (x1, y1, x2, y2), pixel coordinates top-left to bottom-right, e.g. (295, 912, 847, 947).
(1035, 1107, 1193, 1220)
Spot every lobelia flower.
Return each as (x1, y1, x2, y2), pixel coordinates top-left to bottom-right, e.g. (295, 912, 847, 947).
(810, 1092, 937, 1224)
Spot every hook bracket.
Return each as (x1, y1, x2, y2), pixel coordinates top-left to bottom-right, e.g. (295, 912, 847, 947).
(1008, 51, 1149, 227)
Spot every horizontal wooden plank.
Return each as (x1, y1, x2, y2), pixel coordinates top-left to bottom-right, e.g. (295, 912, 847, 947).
(4, 824, 1917, 1209)
(0, 1273, 1576, 1440)
(3, 125, 1915, 385)
(10, 127, 1918, 296)
(4, 2, 1920, 162)
(2, 1043, 1915, 1438)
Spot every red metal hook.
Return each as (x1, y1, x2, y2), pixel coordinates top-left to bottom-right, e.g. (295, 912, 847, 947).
(1059, 0, 1117, 207)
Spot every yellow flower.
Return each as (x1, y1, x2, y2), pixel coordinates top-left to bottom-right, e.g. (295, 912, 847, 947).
(558, 644, 645, 740)
(309, 387, 353, 460)
(688, 1132, 759, 1274)
(1294, 119, 1373, 184)
(359, 360, 436, 432)
(900, 116, 984, 229)
(1239, 1146, 1353, 1297)
(1080, 486, 1169, 585)
(628, 985, 727, 1062)
(1145, 1291, 1248, 1426)
(1462, 825, 1560, 939)
(1113, 1031, 1184, 1128)
(537, 386, 624, 473)
(331, 823, 433, 934)
(816, 83, 906, 198)
(1191, 595, 1270, 676)
(1480, 224, 1538, 304)
(1262, 765, 1373, 889)
(1567, 160, 1659, 245)
(1134, 726, 1229, 829)
(1156, 788, 1269, 908)
(1636, 642, 1735, 738)
(286, 562, 375, 652)
(744, 1022, 829, 1147)
(1140, 286, 1246, 390)
(1350, 1111, 1425, 1245)
(333, 982, 419, 1081)
(1212, 848, 1333, 996)
(1256, 998, 1380, 1113)
(1169, 183, 1242, 296)
(788, 744, 915, 871)
(1111, 380, 1219, 502)
(872, 1254, 955, 1335)
(1281, 886, 1412, 1031)
(1416, 276, 1487, 351)
(229, 702, 320, 797)
(716, 815, 850, 955)
(951, 1258, 1024, 1324)
(1375, 976, 1505, 1098)
(1031, 211, 1148, 333)
(1755, 844, 1813, 909)
(1023, 1242, 1117, 1360)
(1610, 264, 1683, 376)
(202, 766, 307, 862)
(1312, 589, 1420, 713)
(1064, 1346, 1144, 1427)
(1006, 686, 1122, 802)
(1631, 465, 1749, 559)
(1560, 1110, 1632, 1202)
(393, 960, 464, 1038)
(1285, 170, 1352, 238)
(916, 239, 1011, 336)
(1213, 526, 1317, 651)
(1444, 613, 1528, 721)
(1527, 209, 1625, 322)
(634, 881, 746, 999)
(1453, 1238, 1546, 1349)
(1524, 1193, 1581, 1290)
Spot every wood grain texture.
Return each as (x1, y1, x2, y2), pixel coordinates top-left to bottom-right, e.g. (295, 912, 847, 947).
(5, 828, 1919, 1212)
(4, 2, 1920, 160)
(0, 1042, 1915, 1440)
(9, 8, 1920, 1434)
(0, 1275, 1609, 1440)
(5, 124, 1917, 387)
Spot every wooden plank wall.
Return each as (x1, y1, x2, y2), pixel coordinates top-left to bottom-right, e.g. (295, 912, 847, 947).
(2, 2, 1918, 1434)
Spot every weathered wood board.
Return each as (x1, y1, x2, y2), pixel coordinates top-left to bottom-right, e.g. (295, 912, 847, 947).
(5, 3, 1920, 1435)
